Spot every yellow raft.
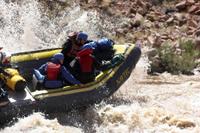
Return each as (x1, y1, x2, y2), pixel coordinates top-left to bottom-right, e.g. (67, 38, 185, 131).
(0, 44, 141, 125)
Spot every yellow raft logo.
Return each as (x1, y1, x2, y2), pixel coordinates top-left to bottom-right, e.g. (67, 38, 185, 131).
(116, 67, 130, 86)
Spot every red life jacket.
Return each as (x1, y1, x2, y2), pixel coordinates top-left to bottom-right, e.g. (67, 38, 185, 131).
(47, 62, 61, 80)
(77, 49, 94, 73)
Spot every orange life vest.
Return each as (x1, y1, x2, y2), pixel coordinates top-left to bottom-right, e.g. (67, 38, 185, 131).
(47, 62, 61, 80)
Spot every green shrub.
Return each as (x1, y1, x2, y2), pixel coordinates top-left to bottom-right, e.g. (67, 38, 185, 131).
(158, 39, 200, 74)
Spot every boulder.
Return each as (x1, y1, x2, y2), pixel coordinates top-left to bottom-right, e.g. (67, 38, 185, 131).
(159, 15, 169, 22)
(186, 0, 195, 6)
(101, 0, 112, 7)
(154, 22, 161, 28)
(187, 27, 196, 35)
(151, 0, 164, 5)
(148, 56, 164, 74)
(167, 117, 195, 128)
(153, 35, 163, 48)
(174, 13, 182, 21)
(161, 34, 170, 40)
(147, 48, 158, 58)
(129, 8, 136, 14)
(147, 36, 155, 45)
(132, 13, 144, 27)
(195, 30, 200, 36)
(58, 0, 68, 2)
(195, 9, 200, 15)
(176, 1, 187, 11)
(188, 5, 199, 13)
(195, 37, 200, 50)
(115, 28, 127, 37)
(144, 20, 153, 28)
(187, 19, 198, 28)
(136, 0, 146, 7)
(166, 17, 174, 25)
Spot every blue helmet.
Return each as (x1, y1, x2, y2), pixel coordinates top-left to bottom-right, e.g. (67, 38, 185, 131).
(97, 38, 114, 48)
(77, 32, 88, 42)
(81, 41, 97, 50)
(53, 53, 64, 61)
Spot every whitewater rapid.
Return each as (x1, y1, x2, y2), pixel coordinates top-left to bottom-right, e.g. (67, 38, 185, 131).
(1, 0, 200, 133)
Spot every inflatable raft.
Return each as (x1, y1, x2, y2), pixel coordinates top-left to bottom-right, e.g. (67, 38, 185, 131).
(0, 44, 141, 125)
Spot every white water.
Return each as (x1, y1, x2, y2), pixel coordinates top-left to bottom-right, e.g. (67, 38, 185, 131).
(1, 0, 200, 132)
(0, 0, 103, 53)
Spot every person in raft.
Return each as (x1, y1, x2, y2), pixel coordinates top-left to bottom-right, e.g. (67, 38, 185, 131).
(61, 31, 91, 68)
(33, 53, 81, 89)
(81, 37, 116, 62)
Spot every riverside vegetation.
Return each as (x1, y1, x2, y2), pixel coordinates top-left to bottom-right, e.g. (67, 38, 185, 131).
(149, 39, 200, 74)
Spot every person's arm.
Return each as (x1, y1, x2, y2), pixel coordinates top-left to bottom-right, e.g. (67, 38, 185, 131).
(61, 66, 81, 85)
(92, 55, 103, 70)
(100, 54, 125, 71)
(38, 64, 47, 75)
(99, 61, 113, 71)
(61, 40, 72, 56)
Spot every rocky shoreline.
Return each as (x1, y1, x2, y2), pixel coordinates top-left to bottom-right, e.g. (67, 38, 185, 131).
(39, 0, 200, 74)
(80, 0, 200, 74)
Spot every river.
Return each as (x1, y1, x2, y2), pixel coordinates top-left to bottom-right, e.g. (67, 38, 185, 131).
(0, 0, 200, 132)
